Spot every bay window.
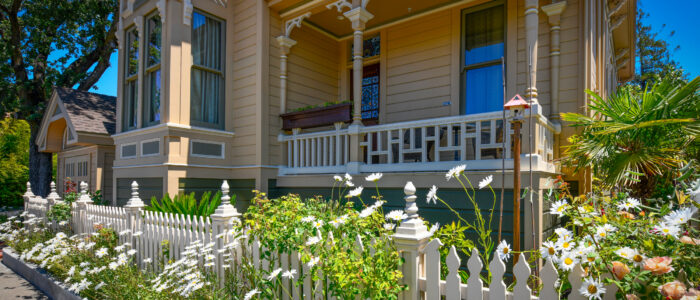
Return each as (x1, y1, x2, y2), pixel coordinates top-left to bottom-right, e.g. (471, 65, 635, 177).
(123, 28, 139, 131)
(191, 11, 225, 129)
(143, 14, 162, 127)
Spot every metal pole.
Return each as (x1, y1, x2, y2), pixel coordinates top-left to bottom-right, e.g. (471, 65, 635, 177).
(512, 120, 522, 264)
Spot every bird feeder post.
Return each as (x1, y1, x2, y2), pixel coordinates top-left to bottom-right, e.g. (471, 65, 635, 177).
(504, 94, 530, 264)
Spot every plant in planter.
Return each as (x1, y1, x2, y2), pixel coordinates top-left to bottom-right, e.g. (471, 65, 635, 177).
(280, 101, 352, 130)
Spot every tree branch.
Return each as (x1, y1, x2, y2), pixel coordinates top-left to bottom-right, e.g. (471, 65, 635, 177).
(60, 3, 119, 89)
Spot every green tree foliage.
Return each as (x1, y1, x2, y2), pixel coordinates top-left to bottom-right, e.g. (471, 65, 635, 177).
(0, 0, 118, 196)
(562, 76, 700, 197)
(0, 117, 29, 207)
(146, 191, 224, 217)
(633, 5, 684, 87)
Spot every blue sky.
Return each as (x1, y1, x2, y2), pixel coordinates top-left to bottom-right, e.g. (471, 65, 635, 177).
(91, 0, 700, 97)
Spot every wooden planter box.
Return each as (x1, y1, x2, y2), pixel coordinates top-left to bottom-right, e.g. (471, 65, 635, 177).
(280, 103, 352, 130)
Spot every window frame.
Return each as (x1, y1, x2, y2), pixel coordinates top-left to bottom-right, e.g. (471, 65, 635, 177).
(190, 10, 226, 130)
(123, 26, 140, 132)
(143, 13, 162, 128)
(459, 0, 507, 115)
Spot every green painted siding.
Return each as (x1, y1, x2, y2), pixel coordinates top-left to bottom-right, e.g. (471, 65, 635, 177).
(178, 178, 255, 213)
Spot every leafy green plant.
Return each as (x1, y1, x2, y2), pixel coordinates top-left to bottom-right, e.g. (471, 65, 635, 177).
(146, 191, 224, 217)
(290, 100, 352, 113)
(47, 202, 71, 222)
(0, 117, 30, 208)
(562, 75, 700, 197)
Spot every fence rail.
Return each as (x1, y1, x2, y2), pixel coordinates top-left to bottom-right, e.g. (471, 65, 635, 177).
(23, 180, 607, 300)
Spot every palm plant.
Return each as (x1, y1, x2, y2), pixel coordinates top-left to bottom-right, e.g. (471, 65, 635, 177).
(147, 191, 225, 217)
(562, 76, 700, 196)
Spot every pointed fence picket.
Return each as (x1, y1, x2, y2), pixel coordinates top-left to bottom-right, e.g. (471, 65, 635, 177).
(21, 181, 623, 300)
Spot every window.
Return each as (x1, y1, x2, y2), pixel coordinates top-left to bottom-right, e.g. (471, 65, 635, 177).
(191, 140, 224, 159)
(143, 14, 162, 127)
(141, 139, 160, 156)
(76, 161, 88, 177)
(121, 143, 137, 159)
(123, 28, 139, 131)
(65, 162, 75, 177)
(191, 11, 225, 129)
(461, 3, 505, 114)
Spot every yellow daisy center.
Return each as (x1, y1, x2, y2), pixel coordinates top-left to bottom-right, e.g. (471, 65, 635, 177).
(633, 255, 643, 262)
(587, 256, 595, 262)
(662, 228, 670, 233)
(562, 242, 570, 248)
(564, 258, 573, 265)
(503, 248, 509, 254)
(588, 285, 597, 294)
(548, 248, 555, 255)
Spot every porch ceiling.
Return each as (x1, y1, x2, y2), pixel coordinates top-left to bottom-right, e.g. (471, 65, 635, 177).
(269, 0, 461, 39)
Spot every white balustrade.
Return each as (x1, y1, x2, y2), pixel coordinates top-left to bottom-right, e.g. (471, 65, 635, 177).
(279, 109, 558, 174)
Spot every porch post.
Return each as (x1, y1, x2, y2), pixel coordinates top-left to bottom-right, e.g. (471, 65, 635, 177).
(542, 2, 566, 160)
(75, 181, 94, 235)
(344, 7, 373, 124)
(524, 0, 539, 105)
(344, 6, 373, 173)
(276, 36, 297, 115)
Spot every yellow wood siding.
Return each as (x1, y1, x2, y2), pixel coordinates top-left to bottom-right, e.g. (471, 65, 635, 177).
(385, 10, 453, 123)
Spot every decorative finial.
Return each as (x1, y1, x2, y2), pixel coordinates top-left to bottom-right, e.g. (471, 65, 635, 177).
(24, 182, 34, 197)
(403, 181, 418, 220)
(47, 181, 62, 202)
(80, 181, 88, 195)
(50, 181, 57, 193)
(77, 181, 92, 203)
(125, 181, 145, 208)
(221, 180, 230, 206)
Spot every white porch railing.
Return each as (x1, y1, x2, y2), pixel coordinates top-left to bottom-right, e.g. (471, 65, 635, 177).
(279, 108, 558, 175)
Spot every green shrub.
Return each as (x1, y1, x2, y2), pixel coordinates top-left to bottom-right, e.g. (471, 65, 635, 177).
(146, 191, 224, 217)
(0, 117, 29, 208)
(47, 202, 71, 223)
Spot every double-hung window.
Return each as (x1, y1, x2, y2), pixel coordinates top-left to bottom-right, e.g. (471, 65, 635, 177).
(461, 2, 505, 115)
(191, 11, 225, 129)
(123, 28, 139, 131)
(143, 14, 162, 127)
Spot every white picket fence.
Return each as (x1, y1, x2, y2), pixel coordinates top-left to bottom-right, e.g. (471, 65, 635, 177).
(21, 180, 615, 300)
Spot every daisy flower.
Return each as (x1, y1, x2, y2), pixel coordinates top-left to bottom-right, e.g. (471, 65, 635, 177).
(445, 164, 466, 181)
(333, 175, 343, 182)
(281, 269, 297, 280)
(663, 207, 695, 225)
(615, 247, 638, 261)
(556, 238, 575, 252)
(385, 210, 407, 221)
(244, 289, 260, 300)
(579, 277, 605, 300)
(307, 256, 320, 268)
(559, 252, 579, 271)
(540, 241, 558, 259)
(359, 207, 375, 218)
(301, 216, 316, 223)
(306, 236, 321, 246)
(266, 268, 283, 281)
(365, 173, 383, 182)
(127, 249, 137, 256)
(496, 240, 512, 262)
(478, 175, 493, 189)
(95, 247, 108, 258)
(330, 217, 345, 228)
(383, 223, 395, 231)
(312, 220, 324, 229)
(549, 200, 569, 217)
(344, 173, 352, 181)
(653, 223, 680, 238)
(426, 185, 438, 205)
(617, 197, 641, 211)
(555, 228, 573, 240)
(346, 186, 363, 198)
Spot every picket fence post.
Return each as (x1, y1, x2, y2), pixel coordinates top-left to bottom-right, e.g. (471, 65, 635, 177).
(393, 181, 433, 300)
(75, 182, 93, 234)
(124, 181, 146, 266)
(47, 181, 62, 206)
(210, 180, 241, 287)
(23, 182, 34, 211)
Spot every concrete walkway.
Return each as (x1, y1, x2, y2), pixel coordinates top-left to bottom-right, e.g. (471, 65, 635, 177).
(0, 260, 48, 299)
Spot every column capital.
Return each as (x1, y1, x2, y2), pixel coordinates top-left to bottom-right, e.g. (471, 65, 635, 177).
(343, 7, 373, 31)
(276, 36, 297, 54)
(542, 1, 567, 26)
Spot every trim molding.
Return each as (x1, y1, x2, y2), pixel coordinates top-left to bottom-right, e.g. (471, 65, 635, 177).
(113, 163, 281, 170)
(111, 122, 235, 139)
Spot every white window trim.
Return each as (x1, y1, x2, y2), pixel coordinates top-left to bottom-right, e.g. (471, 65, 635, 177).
(140, 138, 161, 157)
(190, 139, 225, 159)
(121, 142, 138, 159)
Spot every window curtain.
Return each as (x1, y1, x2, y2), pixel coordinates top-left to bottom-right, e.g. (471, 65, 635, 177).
(191, 12, 223, 128)
(463, 5, 505, 115)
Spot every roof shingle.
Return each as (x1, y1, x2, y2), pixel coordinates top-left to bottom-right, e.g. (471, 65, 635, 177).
(55, 87, 116, 135)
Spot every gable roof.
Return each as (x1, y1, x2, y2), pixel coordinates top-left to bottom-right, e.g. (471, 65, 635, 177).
(54, 87, 116, 135)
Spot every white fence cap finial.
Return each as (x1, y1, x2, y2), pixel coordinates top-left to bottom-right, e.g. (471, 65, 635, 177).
(50, 181, 56, 193)
(24, 181, 34, 197)
(77, 181, 92, 203)
(221, 180, 230, 205)
(125, 181, 144, 208)
(403, 181, 418, 220)
(47, 181, 62, 202)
